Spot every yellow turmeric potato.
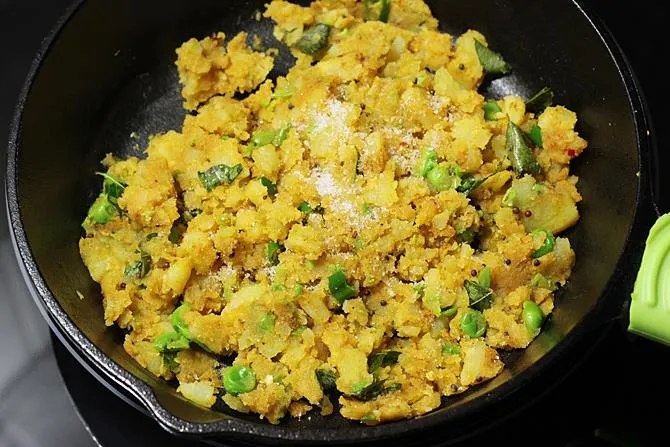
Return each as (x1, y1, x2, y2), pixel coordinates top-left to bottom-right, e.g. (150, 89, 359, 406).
(79, 0, 587, 426)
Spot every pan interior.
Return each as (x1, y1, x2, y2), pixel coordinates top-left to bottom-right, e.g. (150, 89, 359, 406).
(10, 0, 639, 439)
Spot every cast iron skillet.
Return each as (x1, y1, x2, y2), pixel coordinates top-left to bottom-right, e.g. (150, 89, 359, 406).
(4, 0, 661, 445)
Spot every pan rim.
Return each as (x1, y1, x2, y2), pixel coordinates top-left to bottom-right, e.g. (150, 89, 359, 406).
(4, 0, 651, 442)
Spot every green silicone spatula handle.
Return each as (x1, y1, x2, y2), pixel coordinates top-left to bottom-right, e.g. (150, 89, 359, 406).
(629, 213, 670, 344)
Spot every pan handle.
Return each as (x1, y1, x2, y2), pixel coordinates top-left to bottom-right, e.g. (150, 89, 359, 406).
(628, 213, 670, 345)
(625, 63, 669, 345)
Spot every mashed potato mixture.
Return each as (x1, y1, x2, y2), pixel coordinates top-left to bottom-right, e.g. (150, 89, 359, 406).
(79, 0, 587, 424)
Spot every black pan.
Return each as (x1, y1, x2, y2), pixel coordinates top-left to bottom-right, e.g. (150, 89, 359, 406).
(4, 0, 662, 445)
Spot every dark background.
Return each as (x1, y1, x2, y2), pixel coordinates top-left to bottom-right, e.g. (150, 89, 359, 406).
(1, 0, 668, 446)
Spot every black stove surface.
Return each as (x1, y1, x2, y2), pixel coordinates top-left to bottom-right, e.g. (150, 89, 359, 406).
(3, 0, 670, 446)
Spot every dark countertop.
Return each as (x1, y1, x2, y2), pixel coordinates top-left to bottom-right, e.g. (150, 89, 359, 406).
(1, 1, 668, 446)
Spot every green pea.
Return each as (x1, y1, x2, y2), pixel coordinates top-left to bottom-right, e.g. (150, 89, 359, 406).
(460, 309, 487, 338)
(222, 365, 257, 396)
(252, 130, 276, 147)
(522, 300, 545, 336)
(87, 196, 117, 224)
(426, 165, 459, 191)
(417, 147, 437, 177)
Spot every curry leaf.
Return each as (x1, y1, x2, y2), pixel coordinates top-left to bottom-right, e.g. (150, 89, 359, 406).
(315, 369, 338, 391)
(124, 251, 152, 280)
(464, 279, 493, 311)
(525, 87, 554, 114)
(351, 380, 401, 401)
(368, 350, 400, 372)
(198, 164, 243, 192)
(474, 40, 510, 75)
(506, 121, 540, 176)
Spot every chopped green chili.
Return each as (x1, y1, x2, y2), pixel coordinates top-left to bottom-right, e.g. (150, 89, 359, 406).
(328, 270, 356, 303)
(478, 266, 491, 289)
(296, 23, 331, 54)
(245, 130, 277, 156)
(502, 187, 517, 207)
(531, 229, 555, 258)
(506, 121, 540, 176)
(364, 0, 391, 22)
(528, 124, 543, 147)
(442, 342, 461, 355)
(197, 163, 243, 192)
(530, 273, 557, 291)
(417, 147, 437, 177)
(267, 241, 285, 266)
(474, 40, 511, 75)
(260, 177, 278, 198)
(298, 201, 313, 214)
(440, 306, 458, 318)
(274, 125, 291, 146)
(483, 100, 503, 121)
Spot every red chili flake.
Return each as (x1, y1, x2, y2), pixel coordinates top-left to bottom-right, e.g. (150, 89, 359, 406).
(566, 148, 576, 158)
